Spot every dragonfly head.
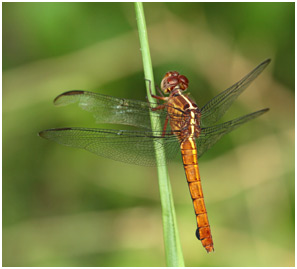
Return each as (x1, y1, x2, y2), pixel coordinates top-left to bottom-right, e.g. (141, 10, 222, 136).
(161, 71, 189, 94)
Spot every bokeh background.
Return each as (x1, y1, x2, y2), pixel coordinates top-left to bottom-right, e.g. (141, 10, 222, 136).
(3, 2, 294, 267)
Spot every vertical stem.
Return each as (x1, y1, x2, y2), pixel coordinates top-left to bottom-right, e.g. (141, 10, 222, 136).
(134, 3, 184, 267)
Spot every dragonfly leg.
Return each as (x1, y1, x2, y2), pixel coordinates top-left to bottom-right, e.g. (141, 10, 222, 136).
(162, 115, 169, 136)
(151, 104, 166, 111)
(155, 85, 164, 96)
(152, 94, 168, 101)
(150, 104, 169, 136)
(145, 78, 168, 101)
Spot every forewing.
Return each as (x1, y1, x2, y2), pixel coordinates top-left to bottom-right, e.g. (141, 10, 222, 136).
(39, 128, 181, 166)
(197, 108, 269, 158)
(200, 59, 270, 127)
(54, 90, 169, 130)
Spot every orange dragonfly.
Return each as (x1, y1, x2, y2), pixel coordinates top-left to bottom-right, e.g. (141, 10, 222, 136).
(39, 59, 270, 252)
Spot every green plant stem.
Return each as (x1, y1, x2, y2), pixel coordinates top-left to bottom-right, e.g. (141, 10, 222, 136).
(134, 3, 185, 267)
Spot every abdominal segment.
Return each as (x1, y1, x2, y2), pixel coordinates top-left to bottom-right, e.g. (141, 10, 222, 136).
(180, 138, 214, 253)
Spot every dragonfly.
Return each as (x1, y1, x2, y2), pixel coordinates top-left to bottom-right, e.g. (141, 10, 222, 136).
(39, 59, 270, 253)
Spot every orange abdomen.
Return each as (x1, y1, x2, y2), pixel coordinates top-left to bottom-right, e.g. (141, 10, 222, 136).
(180, 138, 214, 253)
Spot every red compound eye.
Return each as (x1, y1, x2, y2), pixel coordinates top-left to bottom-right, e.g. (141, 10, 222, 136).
(179, 75, 189, 85)
(169, 71, 179, 77)
(167, 76, 179, 86)
(178, 75, 189, 90)
(164, 71, 179, 78)
(160, 71, 188, 93)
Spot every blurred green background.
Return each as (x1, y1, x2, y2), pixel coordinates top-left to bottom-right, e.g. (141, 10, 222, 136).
(3, 2, 294, 267)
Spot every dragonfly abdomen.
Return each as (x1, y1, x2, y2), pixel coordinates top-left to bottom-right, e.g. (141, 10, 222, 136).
(180, 138, 214, 253)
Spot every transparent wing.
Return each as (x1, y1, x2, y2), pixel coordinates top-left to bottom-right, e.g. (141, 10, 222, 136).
(39, 128, 181, 166)
(197, 108, 269, 158)
(43, 63, 270, 165)
(200, 59, 270, 127)
(54, 90, 170, 130)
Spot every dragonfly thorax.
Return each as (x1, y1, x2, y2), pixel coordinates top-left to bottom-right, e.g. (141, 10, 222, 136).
(161, 71, 189, 93)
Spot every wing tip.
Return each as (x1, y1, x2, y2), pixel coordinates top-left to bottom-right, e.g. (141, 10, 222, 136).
(259, 107, 270, 114)
(260, 58, 271, 69)
(39, 128, 73, 138)
(53, 90, 86, 105)
(38, 131, 45, 138)
(263, 58, 271, 64)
